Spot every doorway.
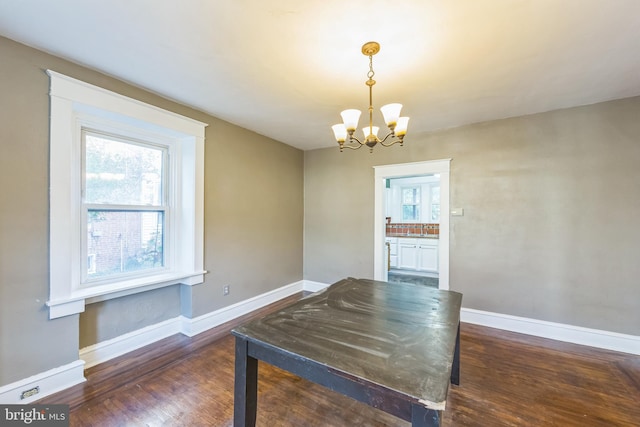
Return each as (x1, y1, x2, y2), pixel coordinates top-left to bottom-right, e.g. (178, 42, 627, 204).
(373, 160, 451, 290)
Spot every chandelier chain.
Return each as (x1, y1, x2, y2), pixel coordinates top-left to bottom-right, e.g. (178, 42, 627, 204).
(367, 55, 375, 81)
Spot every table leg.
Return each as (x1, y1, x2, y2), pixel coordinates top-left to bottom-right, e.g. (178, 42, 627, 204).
(451, 322, 460, 386)
(411, 403, 441, 426)
(234, 336, 258, 427)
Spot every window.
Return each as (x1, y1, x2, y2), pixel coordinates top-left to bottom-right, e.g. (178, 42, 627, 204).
(83, 131, 167, 283)
(430, 185, 440, 222)
(47, 70, 207, 319)
(402, 187, 421, 221)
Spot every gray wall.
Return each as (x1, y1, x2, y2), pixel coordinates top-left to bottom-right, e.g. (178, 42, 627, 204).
(304, 97, 640, 336)
(195, 119, 303, 316)
(0, 36, 303, 386)
(2, 30, 637, 389)
(79, 286, 181, 348)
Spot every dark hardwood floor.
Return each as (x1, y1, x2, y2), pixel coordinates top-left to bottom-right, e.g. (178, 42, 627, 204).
(40, 293, 640, 426)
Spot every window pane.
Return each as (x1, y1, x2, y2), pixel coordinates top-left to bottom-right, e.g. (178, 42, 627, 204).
(402, 205, 420, 221)
(431, 186, 440, 221)
(431, 204, 440, 221)
(87, 210, 164, 279)
(402, 188, 420, 204)
(431, 186, 440, 204)
(402, 187, 421, 221)
(85, 133, 164, 205)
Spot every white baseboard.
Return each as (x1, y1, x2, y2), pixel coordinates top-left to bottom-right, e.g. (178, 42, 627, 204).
(302, 280, 330, 293)
(181, 280, 308, 336)
(80, 279, 636, 363)
(0, 280, 319, 404)
(78, 280, 316, 368)
(12, 280, 633, 406)
(299, 280, 640, 355)
(80, 317, 184, 369)
(0, 360, 85, 404)
(461, 308, 640, 355)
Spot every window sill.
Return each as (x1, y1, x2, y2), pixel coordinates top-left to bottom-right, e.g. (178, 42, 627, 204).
(47, 270, 206, 319)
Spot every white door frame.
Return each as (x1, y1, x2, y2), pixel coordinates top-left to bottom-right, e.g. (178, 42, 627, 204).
(373, 159, 451, 289)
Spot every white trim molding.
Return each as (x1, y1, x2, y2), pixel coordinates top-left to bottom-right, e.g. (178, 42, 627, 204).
(303, 280, 331, 293)
(0, 360, 85, 404)
(79, 280, 320, 368)
(79, 282, 640, 370)
(373, 159, 451, 290)
(181, 280, 309, 337)
(7, 281, 637, 404)
(298, 280, 640, 355)
(46, 70, 208, 319)
(80, 317, 184, 369)
(462, 308, 640, 355)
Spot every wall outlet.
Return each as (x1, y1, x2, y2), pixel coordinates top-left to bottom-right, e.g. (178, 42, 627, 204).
(20, 386, 39, 400)
(223, 285, 230, 296)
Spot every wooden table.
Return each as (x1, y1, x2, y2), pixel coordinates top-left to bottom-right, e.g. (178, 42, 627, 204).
(232, 277, 463, 427)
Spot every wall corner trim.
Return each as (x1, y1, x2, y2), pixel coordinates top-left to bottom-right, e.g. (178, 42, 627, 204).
(0, 360, 85, 404)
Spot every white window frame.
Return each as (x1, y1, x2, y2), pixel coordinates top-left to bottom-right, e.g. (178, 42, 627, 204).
(81, 128, 170, 284)
(47, 70, 207, 319)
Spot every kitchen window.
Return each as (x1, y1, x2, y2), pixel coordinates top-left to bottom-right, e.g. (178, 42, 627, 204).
(402, 186, 421, 221)
(430, 185, 440, 222)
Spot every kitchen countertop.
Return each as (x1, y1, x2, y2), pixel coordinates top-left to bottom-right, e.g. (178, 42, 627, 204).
(386, 234, 439, 239)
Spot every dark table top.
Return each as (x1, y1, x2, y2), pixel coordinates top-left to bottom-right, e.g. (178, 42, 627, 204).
(232, 277, 463, 410)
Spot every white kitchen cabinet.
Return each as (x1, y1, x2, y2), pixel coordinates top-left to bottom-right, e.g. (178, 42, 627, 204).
(398, 239, 418, 269)
(417, 243, 438, 272)
(396, 237, 439, 272)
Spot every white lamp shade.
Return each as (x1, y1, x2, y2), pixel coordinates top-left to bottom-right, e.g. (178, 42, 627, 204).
(380, 103, 403, 126)
(340, 109, 361, 131)
(395, 117, 410, 136)
(332, 124, 347, 142)
(362, 126, 379, 139)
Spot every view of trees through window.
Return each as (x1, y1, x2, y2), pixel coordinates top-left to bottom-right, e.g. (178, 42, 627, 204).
(84, 131, 166, 281)
(431, 185, 440, 221)
(402, 187, 421, 221)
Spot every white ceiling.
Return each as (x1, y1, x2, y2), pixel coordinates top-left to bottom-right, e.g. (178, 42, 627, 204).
(1, 0, 639, 151)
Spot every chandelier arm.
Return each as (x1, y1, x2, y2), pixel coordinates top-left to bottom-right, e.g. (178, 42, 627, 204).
(341, 143, 364, 150)
(379, 138, 403, 148)
(378, 132, 396, 142)
(378, 131, 403, 147)
(348, 135, 365, 145)
(339, 134, 365, 150)
(378, 131, 396, 144)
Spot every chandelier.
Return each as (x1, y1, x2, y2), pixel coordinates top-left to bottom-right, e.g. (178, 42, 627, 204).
(332, 41, 409, 152)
